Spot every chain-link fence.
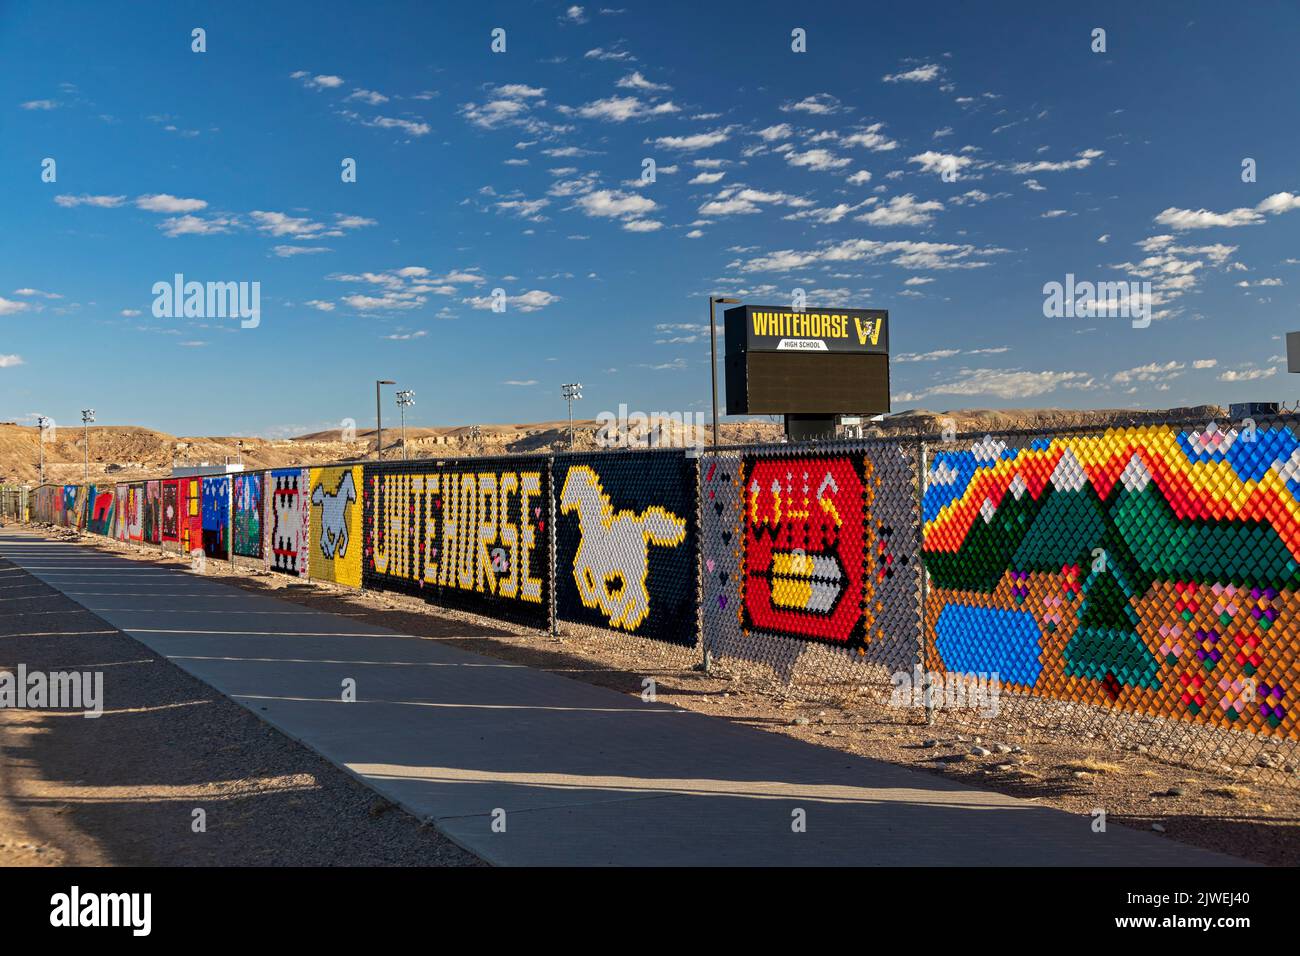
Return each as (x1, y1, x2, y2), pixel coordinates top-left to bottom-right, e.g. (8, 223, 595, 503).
(919, 416, 1300, 781)
(17, 413, 1300, 784)
(698, 439, 924, 712)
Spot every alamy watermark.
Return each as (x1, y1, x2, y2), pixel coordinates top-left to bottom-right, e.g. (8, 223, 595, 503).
(1042, 273, 1151, 328)
(596, 404, 708, 451)
(891, 665, 1001, 718)
(0, 664, 103, 717)
(152, 273, 260, 328)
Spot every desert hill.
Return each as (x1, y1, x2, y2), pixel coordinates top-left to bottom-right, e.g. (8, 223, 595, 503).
(0, 405, 1228, 485)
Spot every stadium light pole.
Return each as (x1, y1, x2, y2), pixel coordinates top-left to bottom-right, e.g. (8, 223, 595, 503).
(375, 380, 395, 460)
(561, 383, 582, 450)
(396, 390, 415, 461)
(708, 297, 741, 448)
(81, 409, 95, 484)
(36, 416, 48, 486)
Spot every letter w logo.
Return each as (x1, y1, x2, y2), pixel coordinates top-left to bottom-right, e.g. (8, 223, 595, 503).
(854, 317, 880, 346)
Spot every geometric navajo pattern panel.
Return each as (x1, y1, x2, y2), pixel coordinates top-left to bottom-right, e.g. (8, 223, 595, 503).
(232, 472, 264, 559)
(200, 476, 230, 559)
(266, 468, 309, 576)
(127, 483, 144, 542)
(180, 478, 202, 555)
(161, 479, 180, 541)
(143, 480, 162, 544)
(113, 484, 130, 541)
(922, 425, 1300, 739)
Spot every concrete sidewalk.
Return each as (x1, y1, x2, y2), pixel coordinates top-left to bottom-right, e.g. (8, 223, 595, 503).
(0, 529, 1246, 866)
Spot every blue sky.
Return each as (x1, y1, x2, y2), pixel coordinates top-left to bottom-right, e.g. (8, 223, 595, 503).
(4, 0, 1300, 436)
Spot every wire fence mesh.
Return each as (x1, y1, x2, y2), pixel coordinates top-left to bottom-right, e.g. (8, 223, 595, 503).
(919, 417, 1300, 784)
(12, 411, 1300, 784)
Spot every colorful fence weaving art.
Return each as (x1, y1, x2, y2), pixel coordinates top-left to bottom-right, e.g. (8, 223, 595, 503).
(922, 424, 1300, 741)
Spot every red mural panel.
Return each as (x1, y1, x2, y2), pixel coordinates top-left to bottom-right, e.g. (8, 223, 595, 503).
(742, 455, 867, 646)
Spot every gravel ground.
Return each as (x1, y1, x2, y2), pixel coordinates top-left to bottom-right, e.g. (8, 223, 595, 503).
(0, 553, 482, 867)
(24, 528, 1300, 866)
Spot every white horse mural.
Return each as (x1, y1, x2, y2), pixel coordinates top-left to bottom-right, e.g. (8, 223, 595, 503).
(312, 470, 357, 559)
(560, 465, 686, 631)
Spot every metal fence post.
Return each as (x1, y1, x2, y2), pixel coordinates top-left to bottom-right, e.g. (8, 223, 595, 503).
(916, 438, 933, 726)
(547, 456, 559, 638)
(695, 448, 710, 674)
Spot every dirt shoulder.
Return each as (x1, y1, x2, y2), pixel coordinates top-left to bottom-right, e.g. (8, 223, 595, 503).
(0, 554, 481, 867)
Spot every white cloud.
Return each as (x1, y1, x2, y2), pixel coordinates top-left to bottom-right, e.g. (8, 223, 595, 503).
(464, 290, 560, 312)
(0, 354, 26, 367)
(342, 293, 425, 311)
(908, 151, 972, 177)
(136, 193, 207, 213)
(652, 128, 731, 151)
(755, 123, 794, 141)
(159, 214, 238, 237)
(568, 95, 678, 122)
(912, 367, 1092, 399)
(494, 197, 550, 220)
(292, 72, 345, 90)
(846, 170, 873, 186)
(357, 114, 431, 137)
(305, 300, 336, 311)
(460, 84, 551, 132)
(273, 245, 332, 257)
(617, 71, 670, 92)
(334, 214, 376, 229)
(734, 237, 1003, 273)
(503, 379, 540, 386)
(119, 309, 141, 317)
(784, 200, 872, 224)
(698, 187, 810, 217)
(841, 123, 899, 152)
(574, 189, 656, 218)
(689, 171, 725, 185)
(20, 99, 58, 110)
(622, 219, 662, 232)
(346, 88, 390, 105)
(1011, 148, 1104, 174)
(250, 210, 323, 237)
(856, 193, 943, 226)
(1112, 361, 1183, 384)
(785, 148, 851, 172)
(882, 63, 941, 83)
(781, 94, 843, 115)
(0, 297, 32, 316)
(54, 194, 126, 208)
(1193, 359, 1218, 369)
(584, 46, 634, 61)
(1155, 192, 1300, 231)
(1218, 366, 1278, 382)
